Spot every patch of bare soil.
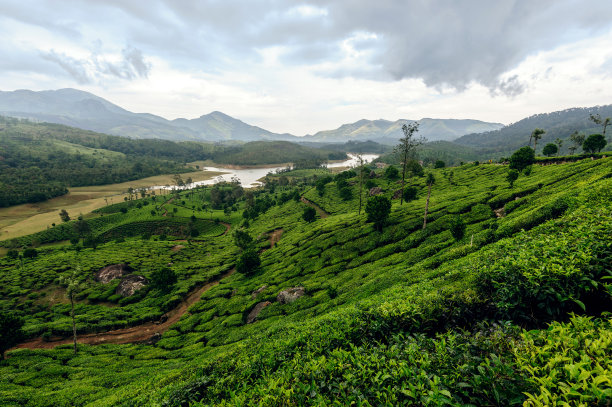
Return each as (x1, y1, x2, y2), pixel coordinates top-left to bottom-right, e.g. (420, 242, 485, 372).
(268, 228, 284, 248)
(95, 264, 133, 283)
(12, 269, 236, 350)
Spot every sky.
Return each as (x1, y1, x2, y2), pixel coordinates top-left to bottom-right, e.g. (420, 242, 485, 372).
(1, 0, 612, 136)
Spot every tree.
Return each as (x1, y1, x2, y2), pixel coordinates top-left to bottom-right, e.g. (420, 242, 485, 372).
(0, 313, 24, 359)
(570, 131, 585, 155)
(59, 269, 85, 354)
(554, 138, 563, 155)
(73, 218, 91, 239)
(396, 123, 424, 205)
(23, 248, 38, 258)
(357, 154, 365, 215)
(365, 195, 391, 231)
(506, 169, 519, 188)
(434, 160, 445, 169)
(529, 128, 545, 152)
(402, 186, 418, 202)
(542, 143, 558, 157)
(236, 248, 261, 275)
(151, 268, 177, 292)
(449, 216, 466, 240)
(233, 229, 253, 249)
(302, 206, 316, 222)
(339, 187, 352, 201)
(384, 165, 399, 180)
(509, 147, 535, 172)
(422, 173, 435, 230)
(582, 134, 607, 153)
(589, 113, 610, 136)
(59, 209, 70, 222)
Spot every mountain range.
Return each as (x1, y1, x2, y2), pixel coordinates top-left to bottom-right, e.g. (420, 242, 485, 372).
(0, 88, 502, 144)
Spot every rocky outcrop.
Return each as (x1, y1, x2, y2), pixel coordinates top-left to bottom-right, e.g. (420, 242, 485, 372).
(246, 301, 271, 324)
(116, 275, 148, 297)
(95, 264, 133, 284)
(276, 287, 305, 304)
(251, 285, 268, 299)
(369, 187, 383, 196)
(494, 207, 506, 218)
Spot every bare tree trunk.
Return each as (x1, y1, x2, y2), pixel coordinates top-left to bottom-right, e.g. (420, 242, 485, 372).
(358, 156, 364, 214)
(423, 182, 432, 229)
(400, 149, 408, 205)
(70, 294, 77, 354)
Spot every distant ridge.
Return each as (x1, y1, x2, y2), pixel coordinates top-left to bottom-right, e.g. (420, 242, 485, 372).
(455, 104, 612, 153)
(303, 117, 503, 144)
(0, 88, 503, 143)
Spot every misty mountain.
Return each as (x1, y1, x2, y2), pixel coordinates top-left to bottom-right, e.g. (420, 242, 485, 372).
(0, 88, 296, 142)
(455, 105, 612, 154)
(303, 118, 504, 145)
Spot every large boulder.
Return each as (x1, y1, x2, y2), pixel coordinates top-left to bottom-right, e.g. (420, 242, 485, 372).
(246, 301, 271, 324)
(95, 264, 133, 283)
(276, 287, 305, 304)
(116, 275, 148, 297)
(369, 187, 383, 196)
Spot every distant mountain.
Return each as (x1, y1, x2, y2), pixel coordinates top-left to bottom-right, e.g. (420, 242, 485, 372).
(172, 111, 297, 142)
(455, 105, 612, 154)
(303, 118, 504, 144)
(0, 89, 296, 142)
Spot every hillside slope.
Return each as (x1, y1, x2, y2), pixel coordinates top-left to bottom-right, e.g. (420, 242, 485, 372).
(455, 104, 612, 153)
(1, 157, 610, 406)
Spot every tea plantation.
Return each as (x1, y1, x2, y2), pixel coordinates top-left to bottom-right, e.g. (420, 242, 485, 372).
(0, 157, 611, 406)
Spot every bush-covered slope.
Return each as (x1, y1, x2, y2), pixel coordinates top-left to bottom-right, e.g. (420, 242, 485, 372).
(0, 157, 610, 406)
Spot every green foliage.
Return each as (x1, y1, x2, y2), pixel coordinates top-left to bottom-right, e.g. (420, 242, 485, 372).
(542, 143, 558, 157)
(302, 206, 316, 222)
(365, 195, 391, 231)
(509, 146, 536, 172)
(384, 165, 399, 180)
(434, 160, 446, 168)
(233, 229, 253, 250)
(507, 169, 519, 188)
(449, 216, 466, 240)
(402, 186, 418, 202)
(583, 134, 607, 153)
(236, 249, 261, 275)
(0, 313, 24, 359)
(151, 268, 177, 292)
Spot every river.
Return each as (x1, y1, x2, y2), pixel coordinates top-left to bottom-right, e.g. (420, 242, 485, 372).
(155, 153, 380, 189)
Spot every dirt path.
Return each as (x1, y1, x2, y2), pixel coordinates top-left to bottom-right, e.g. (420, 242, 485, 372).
(300, 197, 329, 218)
(160, 197, 175, 217)
(268, 228, 284, 248)
(220, 222, 231, 235)
(12, 268, 236, 350)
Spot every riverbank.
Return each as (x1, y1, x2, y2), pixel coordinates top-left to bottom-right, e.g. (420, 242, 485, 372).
(0, 169, 224, 241)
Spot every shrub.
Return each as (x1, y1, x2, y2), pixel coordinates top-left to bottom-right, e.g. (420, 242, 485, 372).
(365, 196, 391, 231)
(542, 143, 558, 157)
(403, 186, 418, 202)
(151, 268, 177, 292)
(339, 187, 352, 201)
(302, 206, 316, 222)
(233, 229, 253, 249)
(384, 165, 399, 180)
(434, 160, 445, 168)
(236, 249, 261, 275)
(509, 147, 535, 172)
(23, 248, 38, 259)
(449, 216, 466, 240)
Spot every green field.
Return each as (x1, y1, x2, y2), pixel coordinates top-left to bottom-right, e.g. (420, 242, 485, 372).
(0, 157, 611, 406)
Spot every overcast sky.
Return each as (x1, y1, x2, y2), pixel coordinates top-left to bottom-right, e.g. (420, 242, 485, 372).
(1, 0, 612, 135)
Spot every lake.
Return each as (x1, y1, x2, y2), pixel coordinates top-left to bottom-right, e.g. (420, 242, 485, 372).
(155, 153, 380, 189)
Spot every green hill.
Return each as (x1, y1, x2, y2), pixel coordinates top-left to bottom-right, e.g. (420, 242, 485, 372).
(0, 156, 610, 406)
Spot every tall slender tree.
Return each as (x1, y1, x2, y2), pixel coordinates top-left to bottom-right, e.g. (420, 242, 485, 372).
(357, 154, 365, 215)
(570, 131, 585, 155)
(59, 268, 85, 354)
(530, 128, 546, 152)
(396, 123, 424, 205)
(422, 173, 435, 229)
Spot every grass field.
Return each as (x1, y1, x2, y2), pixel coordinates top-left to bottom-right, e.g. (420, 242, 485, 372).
(0, 169, 224, 241)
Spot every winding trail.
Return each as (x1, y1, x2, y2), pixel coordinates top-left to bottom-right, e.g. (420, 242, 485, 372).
(12, 268, 236, 350)
(159, 197, 175, 217)
(300, 197, 329, 218)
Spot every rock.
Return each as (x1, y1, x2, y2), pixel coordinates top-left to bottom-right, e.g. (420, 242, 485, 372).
(276, 287, 305, 304)
(95, 264, 133, 284)
(155, 315, 168, 324)
(251, 285, 268, 299)
(246, 301, 271, 324)
(392, 189, 402, 199)
(369, 187, 383, 196)
(116, 275, 148, 297)
(147, 332, 162, 345)
(494, 207, 506, 218)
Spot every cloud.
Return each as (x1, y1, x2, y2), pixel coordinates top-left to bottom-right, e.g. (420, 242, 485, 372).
(40, 46, 151, 84)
